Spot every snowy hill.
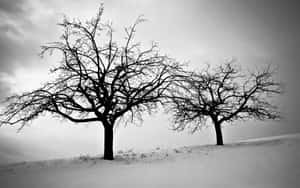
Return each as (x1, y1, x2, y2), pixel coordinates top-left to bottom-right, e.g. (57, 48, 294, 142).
(0, 133, 299, 188)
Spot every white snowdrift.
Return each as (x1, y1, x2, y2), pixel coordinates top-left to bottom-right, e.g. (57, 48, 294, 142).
(0, 133, 299, 188)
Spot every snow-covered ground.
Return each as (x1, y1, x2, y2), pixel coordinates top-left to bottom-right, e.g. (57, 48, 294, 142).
(0, 133, 299, 188)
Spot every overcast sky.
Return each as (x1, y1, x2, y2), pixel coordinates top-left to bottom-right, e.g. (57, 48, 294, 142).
(0, 0, 300, 165)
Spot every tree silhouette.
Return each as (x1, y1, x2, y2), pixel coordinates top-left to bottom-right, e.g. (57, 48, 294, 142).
(168, 62, 282, 145)
(0, 5, 182, 160)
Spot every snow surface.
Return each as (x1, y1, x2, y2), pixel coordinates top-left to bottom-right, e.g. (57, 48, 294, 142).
(0, 133, 299, 188)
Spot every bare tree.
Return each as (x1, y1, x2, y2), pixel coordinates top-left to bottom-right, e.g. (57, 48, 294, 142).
(0, 5, 182, 160)
(168, 62, 282, 145)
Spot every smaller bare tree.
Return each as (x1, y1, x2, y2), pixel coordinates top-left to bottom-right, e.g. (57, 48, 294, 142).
(168, 62, 283, 145)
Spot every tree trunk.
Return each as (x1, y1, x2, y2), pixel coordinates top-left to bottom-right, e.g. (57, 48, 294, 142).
(214, 122, 224, 145)
(103, 126, 114, 160)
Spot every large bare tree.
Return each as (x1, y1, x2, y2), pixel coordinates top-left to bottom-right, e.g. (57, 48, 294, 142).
(0, 6, 182, 160)
(168, 62, 282, 145)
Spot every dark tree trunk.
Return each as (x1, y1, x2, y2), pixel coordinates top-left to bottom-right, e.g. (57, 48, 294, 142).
(103, 125, 114, 160)
(214, 122, 224, 145)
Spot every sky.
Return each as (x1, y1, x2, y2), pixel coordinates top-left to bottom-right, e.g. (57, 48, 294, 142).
(0, 0, 300, 165)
